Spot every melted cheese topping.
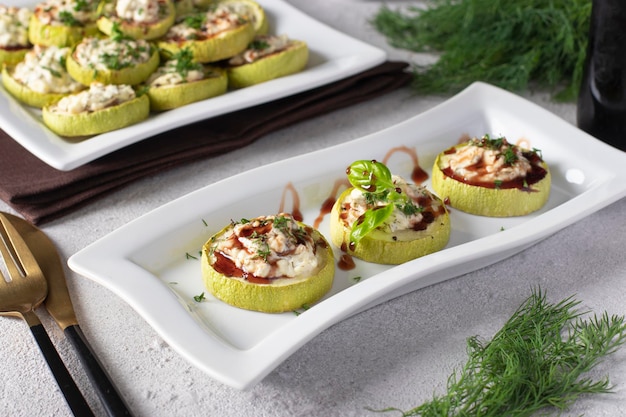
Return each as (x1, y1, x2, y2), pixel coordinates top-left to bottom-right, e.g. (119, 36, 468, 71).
(0, 6, 32, 47)
(440, 137, 533, 183)
(34, 0, 97, 26)
(146, 59, 204, 86)
(74, 37, 152, 71)
(50, 82, 136, 114)
(13, 45, 84, 94)
(115, 0, 164, 23)
(211, 214, 320, 279)
(164, 6, 243, 40)
(342, 176, 443, 234)
(228, 34, 291, 65)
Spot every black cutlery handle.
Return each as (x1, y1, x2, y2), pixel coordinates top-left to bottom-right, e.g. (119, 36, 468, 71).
(30, 323, 96, 417)
(65, 324, 134, 417)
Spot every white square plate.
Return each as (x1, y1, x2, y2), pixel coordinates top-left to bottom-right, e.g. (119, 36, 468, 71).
(0, 0, 386, 170)
(69, 82, 626, 390)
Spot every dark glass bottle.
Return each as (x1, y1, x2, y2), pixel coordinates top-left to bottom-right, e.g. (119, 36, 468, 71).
(576, 0, 626, 151)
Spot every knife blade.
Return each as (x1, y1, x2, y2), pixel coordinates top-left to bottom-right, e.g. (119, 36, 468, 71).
(6, 213, 134, 417)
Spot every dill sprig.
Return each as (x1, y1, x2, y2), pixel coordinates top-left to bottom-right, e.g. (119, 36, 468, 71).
(373, 289, 626, 416)
(372, 0, 592, 101)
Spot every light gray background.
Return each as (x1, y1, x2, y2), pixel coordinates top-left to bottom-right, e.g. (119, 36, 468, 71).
(2, 1, 625, 416)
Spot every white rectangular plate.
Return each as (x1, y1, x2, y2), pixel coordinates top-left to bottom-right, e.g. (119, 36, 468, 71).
(0, 0, 386, 171)
(69, 82, 626, 390)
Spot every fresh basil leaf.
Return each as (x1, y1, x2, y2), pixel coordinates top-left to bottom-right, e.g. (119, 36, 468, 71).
(347, 160, 394, 191)
(349, 204, 394, 244)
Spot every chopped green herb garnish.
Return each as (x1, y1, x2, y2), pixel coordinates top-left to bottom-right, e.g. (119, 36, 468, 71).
(73, 0, 90, 12)
(172, 48, 202, 79)
(184, 14, 206, 30)
(249, 40, 270, 50)
(193, 292, 206, 302)
(503, 147, 519, 165)
(41, 66, 61, 78)
(58, 11, 80, 26)
(293, 303, 311, 315)
(111, 22, 133, 42)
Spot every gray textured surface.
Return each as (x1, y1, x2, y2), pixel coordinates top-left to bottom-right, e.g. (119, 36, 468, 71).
(2, 1, 626, 416)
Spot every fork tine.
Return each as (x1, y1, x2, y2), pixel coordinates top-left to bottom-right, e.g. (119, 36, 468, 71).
(0, 214, 40, 280)
(0, 220, 22, 281)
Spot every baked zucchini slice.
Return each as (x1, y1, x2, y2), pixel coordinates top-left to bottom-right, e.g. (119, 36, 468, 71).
(28, 10, 99, 47)
(0, 6, 32, 66)
(330, 188, 450, 265)
(145, 65, 228, 111)
(67, 37, 160, 86)
(157, 6, 255, 63)
(1, 46, 85, 108)
(227, 36, 308, 88)
(217, 0, 268, 35)
(1, 65, 80, 109)
(329, 160, 450, 265)
(42, 84, 150, 137)
(431, 135, 551, 217)
(201, 214, 335, 313)
(97, 0, 176, 41)
(2, 65, 65, 108)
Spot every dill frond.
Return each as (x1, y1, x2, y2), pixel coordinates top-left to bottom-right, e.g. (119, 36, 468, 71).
(373, 0, 592, 101)
(373, 289, 626, 416)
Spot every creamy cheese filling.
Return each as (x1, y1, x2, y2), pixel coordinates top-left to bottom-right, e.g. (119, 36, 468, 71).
(13, 45, 84, 94)
(34, 0, 97, 26)
(228, 35, 291, 65)
(343, 176, 442, 234)
(220, 2, 260, 28)
(74, 37, 152, 71)
(115, 0, 164, 23)
(211, 214, 320, 279)
(165, 6, 243, 40)
(441, 138, 532, 183)
(0, 6, 32, 47)
(146, 59, 204, 86)
(50, 83, 136, 114)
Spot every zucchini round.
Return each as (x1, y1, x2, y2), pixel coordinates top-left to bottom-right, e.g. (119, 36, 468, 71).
(28, 14, 99, 47)
(217, 0, 268, 35)
(201, 216, 335, 313)
(67, 40, 160, 86)
(1, 65, 80, 108)
(431, 140, 551, 217)
(145, 67, 228, 111)
(97, 0, 176, 41)
(329, 188, 451, 265)
(157, 17, 255, 63)
(42, 92, 150, 137)
(227, 39, 308, 88)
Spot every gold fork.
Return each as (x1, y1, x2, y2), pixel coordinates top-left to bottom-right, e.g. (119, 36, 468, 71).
(0, 214, 95, 417)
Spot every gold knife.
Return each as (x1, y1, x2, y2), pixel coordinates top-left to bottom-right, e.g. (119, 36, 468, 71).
(6, 213, 134, 417)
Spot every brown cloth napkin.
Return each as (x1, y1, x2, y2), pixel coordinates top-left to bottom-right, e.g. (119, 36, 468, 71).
(0, 61, 411, 225)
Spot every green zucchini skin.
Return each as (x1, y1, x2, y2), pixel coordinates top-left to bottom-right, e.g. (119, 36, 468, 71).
(42, 94, 150, 137)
